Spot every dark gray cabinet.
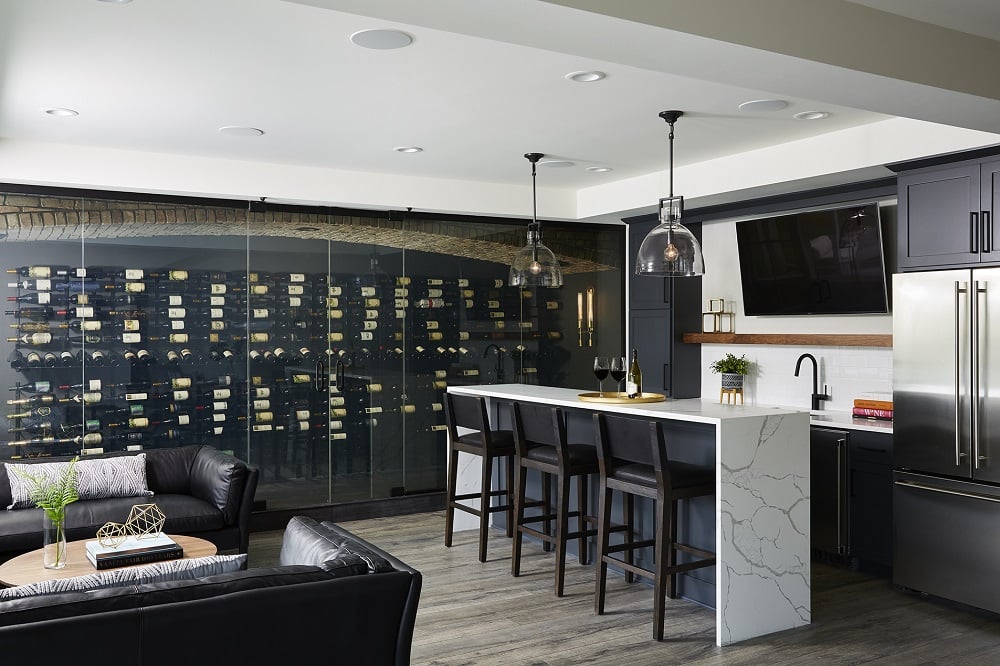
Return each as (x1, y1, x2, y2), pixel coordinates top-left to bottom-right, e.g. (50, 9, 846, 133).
(897, 158, 1000, 270)
(624, 215, 701, 398)
(811, 426, 893, 571)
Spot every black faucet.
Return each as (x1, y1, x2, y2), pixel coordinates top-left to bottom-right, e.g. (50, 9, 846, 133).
(794, 353, 830, 411)
(483, 344, 505, 383)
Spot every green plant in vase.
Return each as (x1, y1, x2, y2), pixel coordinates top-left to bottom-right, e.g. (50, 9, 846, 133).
(710, 353, 751, 392)
(12, 456, 79, 569)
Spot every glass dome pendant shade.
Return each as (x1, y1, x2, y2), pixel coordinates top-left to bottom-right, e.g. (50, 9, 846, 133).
(509, 152, 564, 288)
(635, 110, 705, 277)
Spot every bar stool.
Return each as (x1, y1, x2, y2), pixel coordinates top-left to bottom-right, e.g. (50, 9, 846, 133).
(592, 412, 716, 641)
(444, 393, 516, 563)
(510, 401, 600, 597)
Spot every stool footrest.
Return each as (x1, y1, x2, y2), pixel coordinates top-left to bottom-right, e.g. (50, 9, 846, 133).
(605, 539, 655, 554)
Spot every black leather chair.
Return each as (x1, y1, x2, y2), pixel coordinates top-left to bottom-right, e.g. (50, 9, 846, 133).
(510, 401, 599, 596)
(444, 393, 516, 562)
(592, 412, 716, 641)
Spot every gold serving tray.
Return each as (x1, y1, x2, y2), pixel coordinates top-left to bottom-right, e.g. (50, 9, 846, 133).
(577, 392, 666, 404)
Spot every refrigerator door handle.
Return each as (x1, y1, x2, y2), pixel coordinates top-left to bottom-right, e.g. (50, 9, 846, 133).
(895, 479, 1000, 504)
(957, 280, 969, 465)
(975, 280, 986, 469)
(837, 437, 847, 554)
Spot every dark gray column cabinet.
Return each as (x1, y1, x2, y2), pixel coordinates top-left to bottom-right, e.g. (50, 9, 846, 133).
(811, 426, 893, 572)
(624, 214, 702, 398)
(894, 151, 1000, 270)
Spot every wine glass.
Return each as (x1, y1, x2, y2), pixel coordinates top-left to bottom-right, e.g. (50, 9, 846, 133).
(593, 356, 610, 397)
(610, 356, 627, 398)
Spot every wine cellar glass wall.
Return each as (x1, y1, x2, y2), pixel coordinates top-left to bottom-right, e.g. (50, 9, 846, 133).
(0, 191, 624, 513)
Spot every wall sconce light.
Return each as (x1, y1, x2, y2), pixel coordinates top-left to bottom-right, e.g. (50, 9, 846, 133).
(577, 287, 595, 346)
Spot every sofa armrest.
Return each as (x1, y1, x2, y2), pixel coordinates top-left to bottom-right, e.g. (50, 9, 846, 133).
(189, 447, 254, 528)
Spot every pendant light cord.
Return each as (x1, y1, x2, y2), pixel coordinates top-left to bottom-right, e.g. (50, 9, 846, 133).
(667, 118, 674, 198)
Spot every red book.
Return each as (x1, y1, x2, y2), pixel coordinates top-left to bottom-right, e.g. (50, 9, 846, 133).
(852, 406, 893, 420)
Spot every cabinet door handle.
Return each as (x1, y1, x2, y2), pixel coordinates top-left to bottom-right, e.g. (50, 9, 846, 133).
(837, 438, 846, 553)
(984, 211, 993, 254)
(971, 212, 980, 254)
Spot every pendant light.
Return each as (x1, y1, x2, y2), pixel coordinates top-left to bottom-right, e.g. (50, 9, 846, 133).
(635, 110, 705, 277)
(509, 152, 564, 288)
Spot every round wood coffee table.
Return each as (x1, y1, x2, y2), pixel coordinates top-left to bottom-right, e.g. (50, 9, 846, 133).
(0, 534, 217, 587)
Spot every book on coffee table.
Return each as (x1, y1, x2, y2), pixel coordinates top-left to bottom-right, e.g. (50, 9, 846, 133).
(85, 533, 184, 570)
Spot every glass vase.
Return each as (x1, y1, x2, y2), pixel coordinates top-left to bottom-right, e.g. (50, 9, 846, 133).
(43, 513, 67, 569)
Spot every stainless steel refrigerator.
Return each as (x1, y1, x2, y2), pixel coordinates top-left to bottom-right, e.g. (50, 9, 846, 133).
(893, 268, 1000, 613)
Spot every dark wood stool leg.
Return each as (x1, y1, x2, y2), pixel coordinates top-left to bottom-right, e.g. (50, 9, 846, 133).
(542, 471, 553, 552)
(555, 469, 570, 597)
(668, 499, 679, 599)
(654, 493, 669, 642)
(445, 442, 459, 548)
(511, 460, 528, 577)
(595, 483, 612, 615)
(505, 455, 514, 538)
(479, 453, 493, 562)
(577, 473, 589, 565)
(624, 492, 635, 584)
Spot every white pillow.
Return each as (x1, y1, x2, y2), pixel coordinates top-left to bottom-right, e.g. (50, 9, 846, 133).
(5, 455, 153, 510)
(0, 553, 247, 600)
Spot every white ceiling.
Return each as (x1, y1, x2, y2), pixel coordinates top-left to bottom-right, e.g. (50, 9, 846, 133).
(0, 0, 999, 220)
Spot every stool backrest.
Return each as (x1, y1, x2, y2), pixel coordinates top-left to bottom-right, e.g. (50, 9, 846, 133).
(593, 412, 668, 484)
(445, 393, 493, 446)
(511, 401, 565, 458)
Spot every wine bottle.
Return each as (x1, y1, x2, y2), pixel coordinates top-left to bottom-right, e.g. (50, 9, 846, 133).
(6, 393, 57, 406)
(626, 348, 642, 398)
(7, 332, 53, 346)
(7, 266, 71, 279)
(5, 307, 56, 320)
(6, 291, 67, 305)
(7, 421, 56, 436)
(8, 380, 52, 393)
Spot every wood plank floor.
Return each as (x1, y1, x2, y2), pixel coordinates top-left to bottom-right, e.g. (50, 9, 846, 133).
(247, 511, 1000, 665)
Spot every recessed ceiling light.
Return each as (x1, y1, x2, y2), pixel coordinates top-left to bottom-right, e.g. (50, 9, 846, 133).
(794, 111, 831, 120)
(43, 108, 79, 117)
(738, 99, 789, 113)
(218, 126, 264, 137)
(565, 70, 606, 83)
(540, 160, 574, 168)
(350, 29, 413, 50)
(394, 146, 423, 153)
(586, 166, 613, 173)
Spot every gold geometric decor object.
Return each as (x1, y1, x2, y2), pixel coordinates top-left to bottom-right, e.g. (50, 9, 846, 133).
(125, 503, 166, 539)
(97, 521, 129, 548)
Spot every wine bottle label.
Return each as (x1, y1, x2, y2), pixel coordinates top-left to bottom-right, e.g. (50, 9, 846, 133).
(256, 411, 273, 422)
(364, 298, 380, 307)
(251, 388, 269, 400)
(27, 267, 50, 278)
(252, 424, 272, 432)
(394, 298, 408, 308)
(430, 424, 448, 432)
(209, 333, 220, 343)
(492, 279, 503, 288)
(462, 369, 480, 376)
(209, 426, 224, 436)
(250, 285, 269, 295)
(76, 294, 90, 304)
(545, 301, 559, 309)
(431, 402, 443, 411)
(428, 332, 444, 340)
(425, 321, 439, 330)
(248, 272, 260, 282)
(170, 320, 184, 330)
(120, 332, 141, 344)
(328, 332, 344, 342)
(456, 331, 469, 340)
(394, 288, 408, 297)
(129, 418, 150, 428)
(124, 269, 144, 280)
(401, 405, 416, 414)
(360, 287, 376, 297)
(457, 279, 469, 287)
(213, 388, 231, 399)
(432, 380, 447, 389)
(172, 378, 192, 388)
(488, 311, 504, 318)
(125, 392, 148, 401)
(124, 282, 146, 293)
(291, 374, 310, 384)
(26, 352, 42, 363)
(328, 309, 343, 319)
(463, 299, 473, 308)
(91, 350, 105, 362)
(294, 409, 310, 420)
(77, 307, 94, 318)
(330, 420, 344, 430)
(249, 332, 269, 342)
(364, 309, 378, 319)
(173, 390, 190, 401)
(210, 283, 227, 294)
(363, 321, 377, 331)
(210, 321, 225, 330)
(166, 308, 185, 318)
(178, 415, 191, 426)
(522, 367, 537, 374)
(212, 412, 226, 422)
(169, 333, 188, 343)
(331, 432, 347, 440)
(368, 383, 382, 392)
(359, 331, 373, 341)
(328, 286, 342, 296)
(327, 396, 346, 409)
(365, 406, 383, 414)
(253, 399, 270, 410)
(288, 296, 302, 307)
(168, 271, 188, 280)
(287, 285, 304, 295)
(210, 296, 225, 306)
(427, 289, 443, 298)
(330, 408, 347, 417)
(494, 321, 505, 329)
(395, 276, 411, 286)
(519, 322, 532, 329)
(427, 279, 443, 286)
(288, 273, 305, 283)
(521, 290, 533, 299)
(210, 308, 224, 318)
(252, 308, 268, 318)
(326, 297, 340, 307)
(35, 292, 51, 304)
(79, 320, 100, 331)
(394, 309, 406, 319)
(487, 300, 500, 309)
(626, 381, 639, 395)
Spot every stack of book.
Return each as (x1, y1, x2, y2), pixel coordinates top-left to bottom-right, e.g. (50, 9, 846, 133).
(85, 533, 184, 570)
(852, 396, 893, 421)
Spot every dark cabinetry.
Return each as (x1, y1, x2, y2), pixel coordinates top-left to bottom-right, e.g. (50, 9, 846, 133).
(811, 426, 892, 570)
(897, 157, 1000, 270)
(624, 215, 701, 398)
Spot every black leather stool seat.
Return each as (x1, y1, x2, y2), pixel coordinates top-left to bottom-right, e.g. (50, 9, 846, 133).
(456, 430, 516, 452)
(524, 443, 597, 467)
(610, 461, 713, 490)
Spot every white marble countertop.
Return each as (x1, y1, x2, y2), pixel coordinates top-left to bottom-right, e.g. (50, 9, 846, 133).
(448, 384, 804, 425)
(805, 409, 894, 434)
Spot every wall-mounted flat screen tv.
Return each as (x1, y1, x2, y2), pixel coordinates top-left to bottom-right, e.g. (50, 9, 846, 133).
(736, 202, 890, 316)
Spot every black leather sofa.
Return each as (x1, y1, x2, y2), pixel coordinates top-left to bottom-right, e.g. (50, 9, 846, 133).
(0, 516, 422, 666)
(0, 445, 258, 557)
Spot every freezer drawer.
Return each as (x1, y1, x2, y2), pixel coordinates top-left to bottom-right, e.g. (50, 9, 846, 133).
(893, 471, 1000, 614)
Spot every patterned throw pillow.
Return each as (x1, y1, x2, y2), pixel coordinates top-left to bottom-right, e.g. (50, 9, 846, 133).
(0, 553, 247, 600)
(5, 454, 154, 510)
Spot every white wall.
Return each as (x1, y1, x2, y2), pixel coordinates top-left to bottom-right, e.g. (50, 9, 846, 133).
(696, 207, 893, 412)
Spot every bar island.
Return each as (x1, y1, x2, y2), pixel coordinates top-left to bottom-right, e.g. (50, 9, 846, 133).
(447, 384, 811, 646)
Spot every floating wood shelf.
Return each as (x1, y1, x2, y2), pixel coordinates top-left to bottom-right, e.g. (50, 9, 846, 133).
(682, 333, 892, 347)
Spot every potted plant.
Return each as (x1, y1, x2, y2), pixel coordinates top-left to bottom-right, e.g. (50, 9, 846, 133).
(710, 352, 751, 391)
(11, 456, 80, 569)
